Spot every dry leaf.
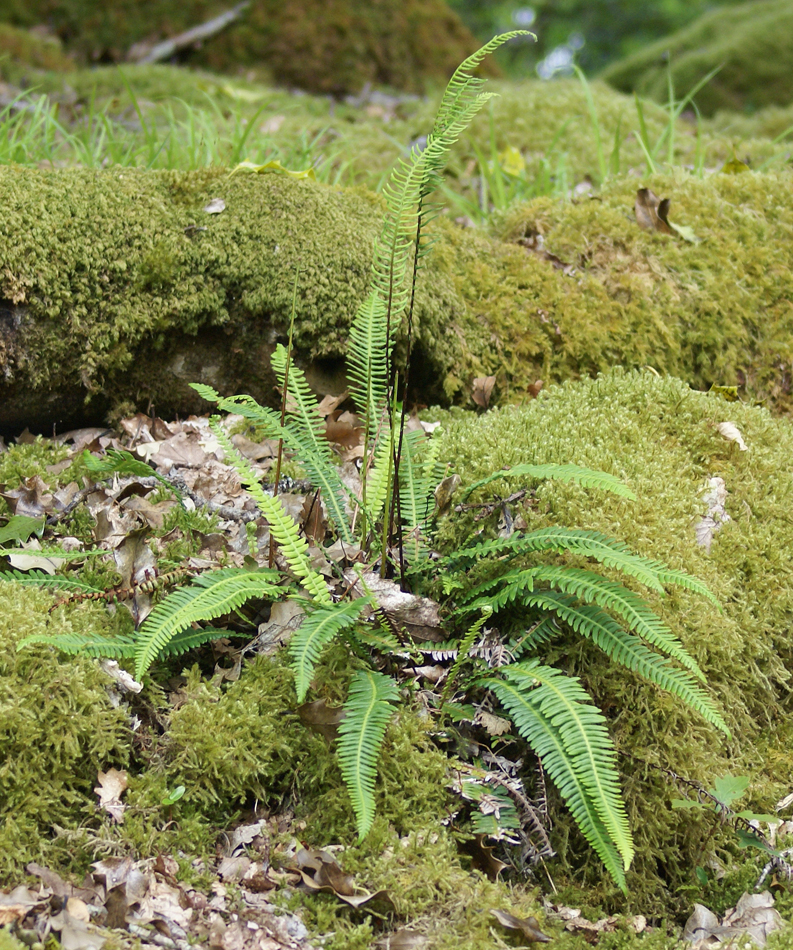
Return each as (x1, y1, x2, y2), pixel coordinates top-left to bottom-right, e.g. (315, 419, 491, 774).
(683, 892, 782, 947)
(0, 886, 45, 925)
(715, 421, 748, 451)
(490, 909, 551, 942)
(295, 849, 392, 910)
(375, 930, 428, 949)
(472, 376, 496, 409)
(298, 698, 346, 741)
(695, 476, 731, 553)
(635, 188, 700, 242)
(203, 198, 226, 214)
(94, 770, 128, 823)
(460, 834, 507, 881)
(434, 474, 461, 515)
(527, 379, 544, 398)
(345, 570, 444, 641)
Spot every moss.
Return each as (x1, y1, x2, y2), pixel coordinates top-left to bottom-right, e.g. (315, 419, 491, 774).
(706, 101, 793, 146)
(0, 23, 74, 83)
(602, 0, 793, 115)
(435, 369, 793, 912)
(0, 584, 132, 876)
(482, 169, 793, 411)
(0, 930, 27, 950)
(0, 0, 483, 96)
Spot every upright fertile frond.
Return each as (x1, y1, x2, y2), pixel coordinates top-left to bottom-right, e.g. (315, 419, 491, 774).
(372, 92, 493, 324)
(289, 598, 371, 703)
(347, 291, 392, 435)
(526, 591, 729, 734)
(431, 32, 533, 138)
(462, 464, 636, 501)
(337, 669, 399, 839)
(210, 420, 331, 604)
(134, 568, 283, 678)
(484, 661, 632, 888)
(270, 345, 355, 543)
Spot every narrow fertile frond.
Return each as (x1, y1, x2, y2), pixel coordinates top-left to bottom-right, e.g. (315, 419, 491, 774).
(347, 290, 392, 435)
(432, 32, 533, 139)
(337, 669, 399, 839)
(526, 591, 729, 734)
(18, 630, 137, 658)
(289, 598, 370, 702)
(210, 419, 331, 603)
(462, 464, 636, 501)
(484, 661, 632, 887)
(134, 568, 283, 678)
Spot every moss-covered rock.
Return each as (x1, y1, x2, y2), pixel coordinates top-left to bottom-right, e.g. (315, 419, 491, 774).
(0, 585, 132, 876)
(4, 164, 793, 431)
(601, 0, 793, 115)
(0, 23, 74, 82)
(436, 368, 793, 911)
(0, 0, 484, 96)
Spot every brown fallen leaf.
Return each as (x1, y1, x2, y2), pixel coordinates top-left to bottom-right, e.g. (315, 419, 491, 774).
(300, 493, 327, 545)
(634, 188, 673, 234)
(295, 849, 392, 910)
(472, 375, 496, 409)
(94, 769, 128, 824)
(490, 909, 552, 942)
(375, 930, 428, 949)
(460, 834, 507, 881)
(298, 698, 346, 741)
(527, 379, 544, 399)
(0, 885, 46, 925)
(345, 570, 444, 642)
(434, 474, 461, 516)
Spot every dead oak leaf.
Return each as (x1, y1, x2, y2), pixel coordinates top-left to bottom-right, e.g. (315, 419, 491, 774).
(472, 375, 496, 409)
(94, 769, 128, 823)
(635, 188, 700, 243)
(490, 909, 552, 942)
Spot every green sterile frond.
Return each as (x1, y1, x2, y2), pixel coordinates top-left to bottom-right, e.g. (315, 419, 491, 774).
(209, 420, 330, 603)
(484, 661, 632, 886)
(441, 528, 666, 591)
(190, 382, 221, 403)
(529, 566, 706, 681)
(271, 345, 355, 543)
(337, 669, 400, 839)
(372, 91, 494, 324)
(155, 627, 250, 659)
(83, 448, 181, 501)
(527, 591, 729, 734)
(630, 560, 720, 607)
(511, 615, 561, 658)
(0, 570, 103, 593)
(134, 568, 283, 678)
(442, 607, 491, 702)
(462, 464, 636, 501)
(432, 32, 533, 139)
(347, 290, 392, 436)
(289, 598, 370, 703)
(363, 432, 393, 526)
(18, 631, 137, 658)
(214, 393, 284, 432)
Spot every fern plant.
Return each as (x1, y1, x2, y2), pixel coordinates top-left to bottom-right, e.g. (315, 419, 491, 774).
(8, 33, 730, 889)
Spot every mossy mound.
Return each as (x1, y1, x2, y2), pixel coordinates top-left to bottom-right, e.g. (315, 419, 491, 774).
(481, 168, 793, 410)
(0, 0, 483, 96)
(0, 23, 74, 82)
(601, 0, 793, 115)
(0, 585, 132, 877)
(436, 368, 793, 911)
(706, 101, 793, 146)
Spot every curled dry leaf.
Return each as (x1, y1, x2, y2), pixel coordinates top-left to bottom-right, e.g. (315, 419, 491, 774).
(715, 421, 748, 451)
(94, 770, 128, 824)
(298, 698, 346, 741)
(203, 198, 226, 214)
(345, 569, 444, 642)
(472, 375, 496, 409)
(434, 473, 461, 515)
(635, 188, 700, 243)
(683, 892, 782, 948)
(295, 849, 392, 910)
(490, 909, 551, 942)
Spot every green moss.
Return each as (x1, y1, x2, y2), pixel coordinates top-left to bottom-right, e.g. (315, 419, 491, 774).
(482, 169, 793, 410)
(0, 0, 482, 96)
(0, 929, 27, 950)
(0, 23, 74, 83)
(0, 584, 132, 875)
(436, 369, 793, 912)
(602, 0, 793, 115)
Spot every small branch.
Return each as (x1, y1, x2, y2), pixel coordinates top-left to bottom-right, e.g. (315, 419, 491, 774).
(127, 2, 249, 65)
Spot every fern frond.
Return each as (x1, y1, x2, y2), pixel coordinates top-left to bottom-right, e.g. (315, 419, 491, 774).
(443, 528, 666, 591)
(289, 598, 370, 702)
(526, 591, 729, 734)
(209, 419, 331, 604)
(156, 626, 250, 659)
(398, 429, 437, 561)
(442, 608, 491, 702)
(18, 630, 137, 658)
(432, 32, 532, 139)
(484, 661, 632, 888)
(0, 570, 103, 593)
(347, 291, 393, 439)
(191, 382, 222, 403)
(134, 567, 283, 678)
(462, 464, 636, 501)
(337, 669, 399, 839)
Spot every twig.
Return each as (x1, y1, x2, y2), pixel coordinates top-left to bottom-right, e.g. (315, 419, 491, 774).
(127, 2, 250, 64)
